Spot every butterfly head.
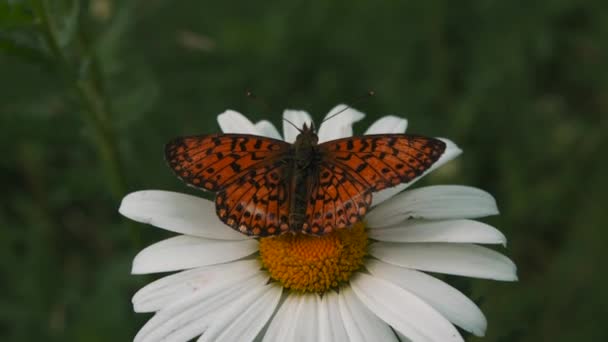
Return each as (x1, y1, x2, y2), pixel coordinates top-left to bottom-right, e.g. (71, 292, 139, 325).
(296, 122, 319, 146)
(301, 121, 317, 133)
(293, 123, 319, 166)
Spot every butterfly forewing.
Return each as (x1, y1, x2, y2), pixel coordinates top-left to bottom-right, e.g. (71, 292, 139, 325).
(165, 134, 289, 191)
(320, 134, 446, 191)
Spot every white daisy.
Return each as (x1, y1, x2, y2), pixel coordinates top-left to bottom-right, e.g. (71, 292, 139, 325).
(119, 105, 517, 342)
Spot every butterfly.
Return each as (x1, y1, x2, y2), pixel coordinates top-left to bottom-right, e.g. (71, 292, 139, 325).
(165, 121, 446, 237)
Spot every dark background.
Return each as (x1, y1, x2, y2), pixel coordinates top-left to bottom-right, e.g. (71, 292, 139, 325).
(1, 0, 607, 341)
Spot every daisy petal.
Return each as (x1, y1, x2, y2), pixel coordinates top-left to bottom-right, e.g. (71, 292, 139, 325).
(132, 235, 258, 274)
(338, 286, 398, 342)
(368, 219, 506, 245)
(367, 185, 498, 228)
(325, 292, 349, 342)
(317, 104, 365, 143)
(255, 120, 282, 139)
(132, 260, 261, 313)
(217, 109, 259, 134)
(135, 273, 267, 342)
(396, 332, 413, 342)
(263, 294, 301, 341)
(198, 283, 282, 342)
(371, 138, 462, 207)
(351, 273, 463, 342)
(366, 259, 487, 336)
(119, 190, 248, 240)
(364, 115, 408, 134)
(317, 295, 332, 342)
(283, 110, 313, 143)
(369, 242, 518, 281)
(294, 295, 320, 342)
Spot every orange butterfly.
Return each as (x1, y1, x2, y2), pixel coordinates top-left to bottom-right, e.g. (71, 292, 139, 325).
(165, 122, 445, 237)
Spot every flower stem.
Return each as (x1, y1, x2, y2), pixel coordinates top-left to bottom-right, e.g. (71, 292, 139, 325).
(33, 0, 140, 246)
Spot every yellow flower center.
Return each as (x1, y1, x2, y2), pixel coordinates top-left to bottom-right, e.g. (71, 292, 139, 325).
(259, 222, 368, 293)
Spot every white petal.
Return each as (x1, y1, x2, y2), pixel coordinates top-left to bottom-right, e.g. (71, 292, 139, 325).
(255, 120, 282, 139)
(283, 110, 313, 143)
(325, 292, 349, 342)
(366, 259, 487, 336)
(367, 185, 498, 228)
(132, 259, 261, 313)
(135, 273, 267, 342)
(396, 332, 413, 342)
(264, 294, 312, 341)
(119, 190, 248, 240)
(132, 235, 258, 274)
(338, 286, 398, 342)
(316, 295, 332, 342)
(364, 115, 408, 134)
(369, 242, 518, 281)
(293, 295, 320, 342)
(217, 109, 258, 134)
(350, 273, 463, 342)
(317, 104, 365, 143)
(199, 283, 282, 342)
(263, 294, 301, 342)
(371, 138, 462, 207)
(368, 219, 506, 245)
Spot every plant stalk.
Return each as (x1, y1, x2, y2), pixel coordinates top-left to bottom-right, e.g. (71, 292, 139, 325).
(33, 0, 139, 246)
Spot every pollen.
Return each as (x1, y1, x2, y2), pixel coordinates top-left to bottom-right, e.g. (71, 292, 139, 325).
(259, 222, 368, 293)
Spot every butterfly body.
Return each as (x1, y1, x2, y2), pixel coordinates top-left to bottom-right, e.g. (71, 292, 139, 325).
(166, 124, 446, 237)
(289, 124, 321, 232)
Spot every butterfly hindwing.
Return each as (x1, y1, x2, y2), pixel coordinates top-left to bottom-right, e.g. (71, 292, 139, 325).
(215, 160, 292, 237)
(302, 162, 373, 235)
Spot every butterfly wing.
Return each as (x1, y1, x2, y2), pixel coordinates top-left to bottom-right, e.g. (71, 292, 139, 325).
(301, 134, 446, 235)
(302, 162, 373, 235)
(216, 160, 292, 236)
(165, 134, 292, 236)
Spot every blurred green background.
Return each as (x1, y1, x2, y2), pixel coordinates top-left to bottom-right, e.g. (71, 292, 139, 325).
(1, 0, 607, 341)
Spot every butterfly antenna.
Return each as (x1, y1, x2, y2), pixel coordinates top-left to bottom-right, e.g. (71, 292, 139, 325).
(283, 117, 303, 133)
(321, 90, 376, 124)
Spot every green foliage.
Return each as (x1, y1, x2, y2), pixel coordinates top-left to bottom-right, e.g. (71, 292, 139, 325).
(1, 0, 607, 341)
